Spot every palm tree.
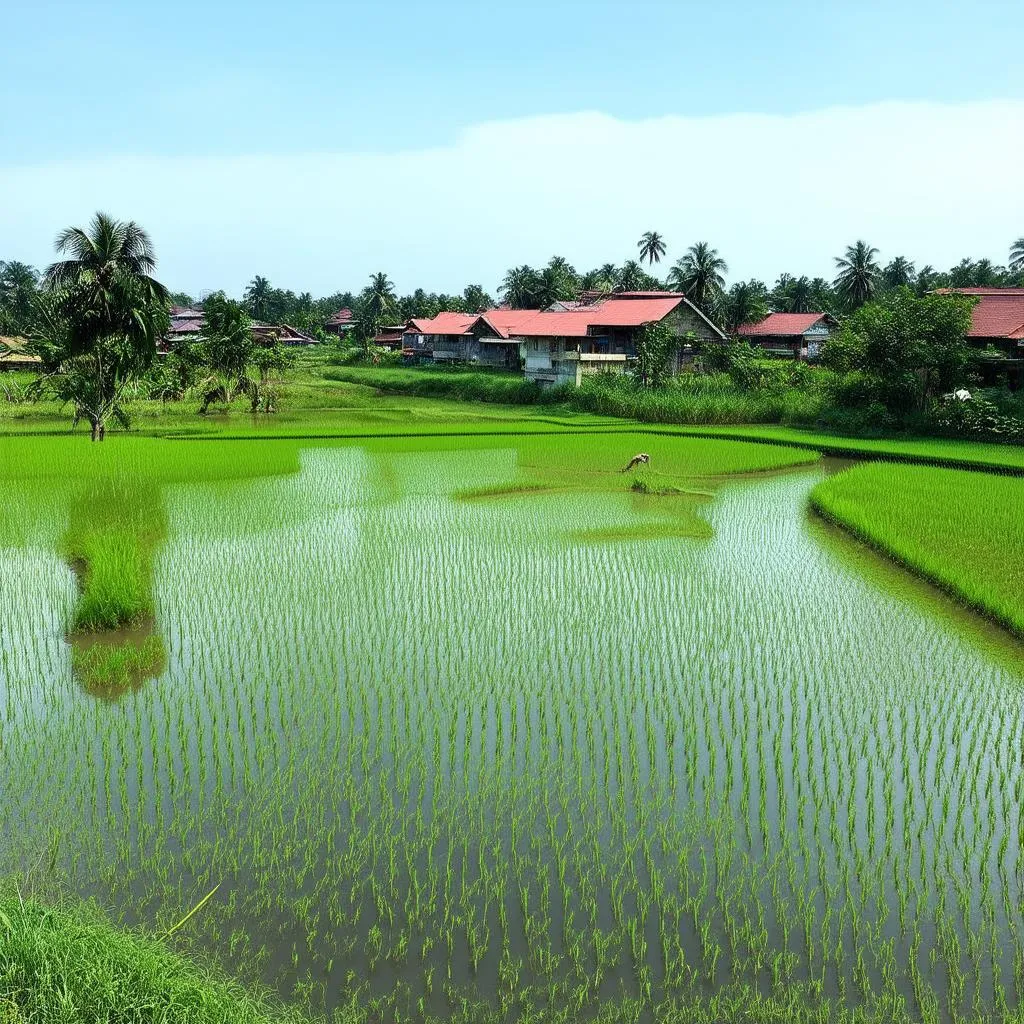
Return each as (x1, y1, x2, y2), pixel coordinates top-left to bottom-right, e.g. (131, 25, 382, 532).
(1009, 238, 1024, 275)
(44, 212, 168, 308)
(947, 258, 977, 288)
(244, 275, 273, 320)
(915, 265, 937, 297)
(363, 272, 397, 329)
(668, 242, 728, 311)
(617, 260, 653, 292)
(0, 261, 40, 330)
(788, 276, 813, 313)
(723, 281, 770, 333)
(833, 241, 880, 309)
(882, 256, 916, 290)
(637, 231, 667, 266)
(34, 212, 168, 440)
(499, 265, 539, 308)
(973, 258, 997, 286)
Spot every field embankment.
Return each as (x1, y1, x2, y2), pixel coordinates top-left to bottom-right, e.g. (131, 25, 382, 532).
(810, 462, 1024, 636)
(0, 888, 306, 1024)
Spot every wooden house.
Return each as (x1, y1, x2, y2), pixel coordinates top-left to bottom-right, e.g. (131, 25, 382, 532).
(736, 312, 837, 360)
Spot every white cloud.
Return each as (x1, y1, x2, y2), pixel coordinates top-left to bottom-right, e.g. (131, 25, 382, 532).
(2, 100, 1022, 296)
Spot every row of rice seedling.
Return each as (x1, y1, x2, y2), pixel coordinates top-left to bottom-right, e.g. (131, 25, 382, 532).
(1, 433, 1022, 1021)
(810, 461, 1024, 636)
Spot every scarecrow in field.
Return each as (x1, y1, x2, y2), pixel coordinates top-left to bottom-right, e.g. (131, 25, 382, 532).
(621, 452, 650, 472)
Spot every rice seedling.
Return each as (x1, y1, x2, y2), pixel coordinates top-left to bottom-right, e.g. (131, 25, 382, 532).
(0, 423, 1022, 1022)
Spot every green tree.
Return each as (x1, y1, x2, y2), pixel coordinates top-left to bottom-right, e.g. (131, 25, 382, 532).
(534, 258, 578, 308)
(195, 292, 255, 412)
(821, 288, 975, 417)
(637, 231, 667, 266)
(1009, 238, 1024, 275)
(617, 260, 659, 292)
(0, 260, 40, 333)
(833, 241, 880, 309)
(667, 242, 728, 311)
(29, 213, 169, 440)
(723, 280, 769, 332)
(244, 275, 273, 320)
(633, 320, 679, 387)
(462, 284, 493, 312)
(771, 274, 813, 313)
(500, 265, 540, 308)
(882, 256, 916, 290)
(362, 272, 397, 329)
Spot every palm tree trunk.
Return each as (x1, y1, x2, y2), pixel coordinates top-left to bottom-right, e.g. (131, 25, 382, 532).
(90, 416, 102, 442)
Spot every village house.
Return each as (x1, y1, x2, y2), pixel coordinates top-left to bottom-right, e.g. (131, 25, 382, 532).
(736, 312, 837, 360)
(402, 292, 726, 385)
(323, 307, 357, 337)
(933, 288, 1024, 357)
(0, 336, 40, 371)
(163, 306, 317, 352)
(933, 287, 1024, 388)
(402, 312, 522, 369)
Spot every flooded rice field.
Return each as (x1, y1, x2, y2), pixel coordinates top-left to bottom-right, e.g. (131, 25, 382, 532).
(1, 437, 1023, 1021)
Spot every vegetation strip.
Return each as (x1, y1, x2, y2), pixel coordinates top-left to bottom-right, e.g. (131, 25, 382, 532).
(810, 462, 1024, 637)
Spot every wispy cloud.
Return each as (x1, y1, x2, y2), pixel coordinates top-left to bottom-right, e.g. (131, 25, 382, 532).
(3, 100, 1022, 295)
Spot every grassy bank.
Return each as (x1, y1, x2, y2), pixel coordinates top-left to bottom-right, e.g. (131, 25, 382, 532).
(0, 889, 305, 1024)
(810, 462, 1024, 636)
(325, 363, 825, 424)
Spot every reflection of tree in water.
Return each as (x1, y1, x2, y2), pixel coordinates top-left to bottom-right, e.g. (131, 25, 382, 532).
(70, 621, 165, 701)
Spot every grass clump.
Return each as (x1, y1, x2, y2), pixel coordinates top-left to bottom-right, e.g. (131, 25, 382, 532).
(0, 889, 305, 1024)
(811, 461, 1024, 635)
(71, 633, 166, 699)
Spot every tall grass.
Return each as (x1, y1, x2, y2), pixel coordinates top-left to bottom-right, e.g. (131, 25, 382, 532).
(0, 888, 310, 1024)
(327, 364, 826, 426)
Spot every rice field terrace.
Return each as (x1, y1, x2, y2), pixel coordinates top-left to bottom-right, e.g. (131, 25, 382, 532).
(2, 421, 1024, 1023)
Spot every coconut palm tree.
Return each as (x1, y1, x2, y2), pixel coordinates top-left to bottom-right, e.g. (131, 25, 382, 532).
(668, 242, 728, 311)
(363, 272, 397, 328)
(637, 231, 667, 266)
(1009, 238, 1024, 275)
(723, 280, 770, 333)
(788, 276, 813, 313)
(499, 265, 540, 309)
(0, 261, 40, 331)
(882, 256, 916, 290)
(833, 241, 880, 308)
(33, 213, 168, 440)
(617, 260, 656, 292)
(44, 213, 168, 308)
(244, 275, 273, 320)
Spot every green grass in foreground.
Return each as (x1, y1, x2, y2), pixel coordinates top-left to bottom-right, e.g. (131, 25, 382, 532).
(810, 462, 1024, 636)
(0, 889, 304, 1024)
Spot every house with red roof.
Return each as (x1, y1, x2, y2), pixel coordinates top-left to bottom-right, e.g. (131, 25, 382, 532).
(403, 291, 727, 384)
(736, 312, 837, 360)
(324, 307, 357, 337)
(933, 288, 1024, 357)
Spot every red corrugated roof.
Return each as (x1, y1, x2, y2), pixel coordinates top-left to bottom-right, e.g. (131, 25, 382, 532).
(405, 293, 719, 341)
(934, 289, 1024, 339)
(737, 312, 831, 337)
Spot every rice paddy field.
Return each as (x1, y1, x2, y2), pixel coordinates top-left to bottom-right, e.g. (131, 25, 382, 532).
(2, 419, 1024, 1023)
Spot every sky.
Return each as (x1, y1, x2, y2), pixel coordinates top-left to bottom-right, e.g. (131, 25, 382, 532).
(2, 0, 1023, 298)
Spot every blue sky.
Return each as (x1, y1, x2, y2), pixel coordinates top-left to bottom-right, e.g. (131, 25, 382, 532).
(3, 0, 1024, 295)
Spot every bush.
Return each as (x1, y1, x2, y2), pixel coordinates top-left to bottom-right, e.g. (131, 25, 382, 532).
(927, 394, 1024, 443)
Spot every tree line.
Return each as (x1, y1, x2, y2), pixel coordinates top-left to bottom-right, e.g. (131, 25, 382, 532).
(5, 237, 1022, 345)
